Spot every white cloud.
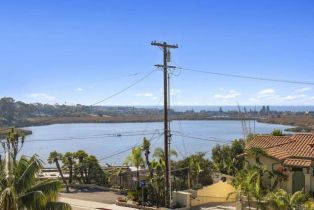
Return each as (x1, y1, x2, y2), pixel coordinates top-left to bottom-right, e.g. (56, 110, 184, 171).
(282, 94, 307, 101)
(76, 87, 84, 92)
(295, 87, 311, 93)
(135, 92, 160, 101)
(135, 92, 154, 97)
(28, 93, 56, 103)
(214, 90, 240, 99)
(258, 88, 275, 95)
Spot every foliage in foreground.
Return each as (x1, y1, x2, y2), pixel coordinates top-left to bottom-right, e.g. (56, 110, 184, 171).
(232, 163, 310, 210)
(1, 128, 71, 210)
(267, 189, 309, 210)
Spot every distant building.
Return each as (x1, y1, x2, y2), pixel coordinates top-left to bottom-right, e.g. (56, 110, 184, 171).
(38, 168, 69, 180)
(104, 166, 148, 189)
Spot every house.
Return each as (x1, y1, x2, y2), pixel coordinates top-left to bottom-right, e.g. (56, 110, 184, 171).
(246, 133, 314, 193)
(104, 165, 148, 189)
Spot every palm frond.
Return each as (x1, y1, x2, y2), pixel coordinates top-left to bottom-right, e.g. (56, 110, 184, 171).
(19, 191, 46, 210)
(27, 179, 61, 201)
(0, 187, 18, 210)
(15, 156, 42, 194)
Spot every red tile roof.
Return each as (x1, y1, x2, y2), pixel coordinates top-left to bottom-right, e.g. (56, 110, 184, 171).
(247, 135, 292, 149)
(283, 158, 312, 167)
(247, 133, 314, 162)
(265, 147, 291, 160)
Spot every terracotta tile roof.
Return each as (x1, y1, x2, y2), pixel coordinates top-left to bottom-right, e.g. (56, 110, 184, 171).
(265, 147, 291, 160)
(246, 135, 292, 149)
(283, 158, 312, 167)
(282, 134, 314, 158)
(247, 133, 314, 161)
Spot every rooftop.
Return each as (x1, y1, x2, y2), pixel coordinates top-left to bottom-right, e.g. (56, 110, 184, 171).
(247, 133, 314, 167)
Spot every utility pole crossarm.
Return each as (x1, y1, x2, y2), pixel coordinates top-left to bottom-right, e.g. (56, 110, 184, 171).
(151, 41, 178, 49)
(155, 64, 176, 69)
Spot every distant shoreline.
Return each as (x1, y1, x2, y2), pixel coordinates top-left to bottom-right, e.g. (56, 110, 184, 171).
(24, 115, 258, 126)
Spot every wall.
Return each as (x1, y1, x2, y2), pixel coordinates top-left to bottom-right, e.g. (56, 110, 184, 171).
(172, 191, 191, 208)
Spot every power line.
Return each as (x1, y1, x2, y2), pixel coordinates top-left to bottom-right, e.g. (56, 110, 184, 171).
(172, 132, 229, 144)
(0, 69, 156, 134)
(178, 67, 314, 85)
(91, 69, 156, 106)
(0, 130, 163, 143)
(98, 133, 162, 161)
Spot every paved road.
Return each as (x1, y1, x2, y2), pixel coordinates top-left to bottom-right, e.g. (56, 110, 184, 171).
(59, 190, 122, 204)
(59, 190, 130, 210)
(59, 197, 134, 210)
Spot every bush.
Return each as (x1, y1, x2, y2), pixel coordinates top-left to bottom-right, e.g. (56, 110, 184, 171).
(304, 201, 314, 209)
(127, 190, 141, 202)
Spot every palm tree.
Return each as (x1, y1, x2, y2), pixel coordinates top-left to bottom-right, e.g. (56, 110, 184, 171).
(124, 147, 144, 185)
(142, 137, 154, 178)
(73, 150, 88, 183)
(153, 147, 178, 164)
(188, 157, 201, 188)
(150, 159, 166, 207)
(0, 155, 71, 210)
(62, 152, 74, 184)
(48, 151, 69, 193)
(74, 150, 88, 163)
(231, 165, 269, 210)
(267, 189, 309, 210)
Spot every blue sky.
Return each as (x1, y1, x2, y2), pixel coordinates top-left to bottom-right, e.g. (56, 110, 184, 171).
(1, 0, 314, 106)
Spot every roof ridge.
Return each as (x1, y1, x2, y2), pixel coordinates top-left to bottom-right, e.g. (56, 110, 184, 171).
(255, 135, 291, 138)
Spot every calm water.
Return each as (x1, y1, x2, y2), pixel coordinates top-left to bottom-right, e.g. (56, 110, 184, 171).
(22, 121, 293, 165)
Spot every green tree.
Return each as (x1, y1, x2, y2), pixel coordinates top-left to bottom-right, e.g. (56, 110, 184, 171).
(0, 155, 72, 210)
(0, 129, 71, 210)
(172, 153, 213, 190)
(153, 147, 178, 163)
(72, 151, 105, 185)
(48, 151, 69, 193)
(73, 150, 88, 183)
(124, 147, 144, 185)
(272, 129, 283, 136)
(0, 97, 15, 125)
(267, 189, 309, 210)
(231, 164, 272, 210)
(62, 152, 74, 184)
(212, 139, 245, 176)
(142, 137, 152, 177)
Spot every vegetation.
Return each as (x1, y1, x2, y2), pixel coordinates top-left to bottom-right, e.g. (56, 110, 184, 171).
(49, 150, 107, 186)
(272, 129, 283, 136)
(124, 147, 145, 185)
(267, 189, 309, 210)
(172, 152, 213, 190)
(123, 138, 215, 206)
(0, 128, 71, 210)
(232, 162, 310, 210)
(211, 139, 245, 176)
(48, 151, 69, 192)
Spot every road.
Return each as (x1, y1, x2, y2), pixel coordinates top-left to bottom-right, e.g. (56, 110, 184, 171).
(59, 190, 131, 210)
(59, 197, 134, 210)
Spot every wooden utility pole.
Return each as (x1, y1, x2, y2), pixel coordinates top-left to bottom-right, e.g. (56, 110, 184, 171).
(151, 41, 178, 207)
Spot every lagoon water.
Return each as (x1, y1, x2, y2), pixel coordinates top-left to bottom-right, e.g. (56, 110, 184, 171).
(22, 120, 293, 165)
